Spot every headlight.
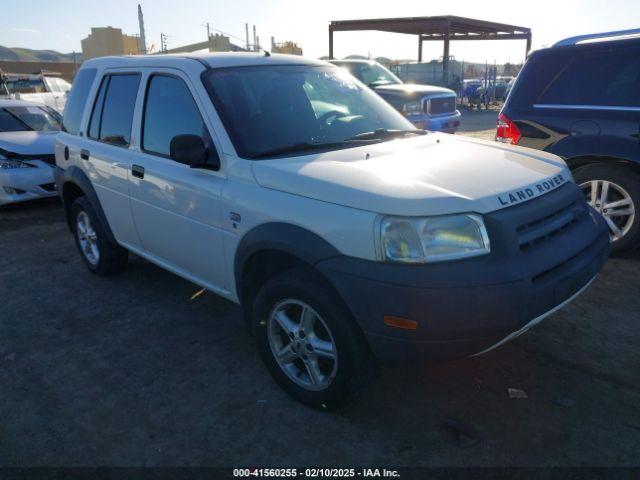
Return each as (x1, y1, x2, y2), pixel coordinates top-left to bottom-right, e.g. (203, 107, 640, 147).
(0, 158, 36, 170)
(402, 100, 423, 115)
(377, 214, 490, 263)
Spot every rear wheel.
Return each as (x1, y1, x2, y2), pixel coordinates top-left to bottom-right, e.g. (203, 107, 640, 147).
(71, 196, 128, 275)
(573, 164, 640, 256)
(252, 267, 374, 410)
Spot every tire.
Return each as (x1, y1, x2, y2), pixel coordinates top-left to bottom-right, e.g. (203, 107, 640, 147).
(71, 196, 128, 275)
(573, 163, 640, 256)
(252, 267, 374, 410)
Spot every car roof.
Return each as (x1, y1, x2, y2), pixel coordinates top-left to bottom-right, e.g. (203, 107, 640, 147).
(81, 52, 329, 70)
(536, 36, 640, 57)
(329, 59, 378, 65)
(0, 98, 46, 108)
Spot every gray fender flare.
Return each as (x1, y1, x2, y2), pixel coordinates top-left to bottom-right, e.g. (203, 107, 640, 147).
(55, 165, 117, 244)
(234, 222, 341, 299)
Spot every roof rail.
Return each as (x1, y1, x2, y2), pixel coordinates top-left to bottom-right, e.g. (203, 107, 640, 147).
(554, 28, 640, 47)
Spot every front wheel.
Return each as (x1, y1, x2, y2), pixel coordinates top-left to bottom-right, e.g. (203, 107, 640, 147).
(574, 164, 640, 256)
(252, 268, 374, 410)
(71, 196, 128, 275)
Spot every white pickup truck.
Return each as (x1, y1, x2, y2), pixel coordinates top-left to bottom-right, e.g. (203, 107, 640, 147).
(54, 53, 609, 409)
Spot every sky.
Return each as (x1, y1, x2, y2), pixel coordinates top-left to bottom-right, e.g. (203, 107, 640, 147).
(3, 0, 640, 64)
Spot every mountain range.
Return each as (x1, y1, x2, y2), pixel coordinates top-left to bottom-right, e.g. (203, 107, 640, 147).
(0, 46, 81, 62)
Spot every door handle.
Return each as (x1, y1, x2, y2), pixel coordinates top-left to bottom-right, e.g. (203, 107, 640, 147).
(131, 164, 145, 179)
(80, 149, 90, 160)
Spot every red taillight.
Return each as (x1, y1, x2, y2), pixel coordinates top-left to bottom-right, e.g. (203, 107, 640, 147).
(496, 112, 521, 145)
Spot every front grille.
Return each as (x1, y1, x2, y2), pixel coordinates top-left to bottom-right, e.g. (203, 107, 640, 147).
(516, 200, 587, 251)
(428, 96, 456, 116)
(531, 239, 600, 285)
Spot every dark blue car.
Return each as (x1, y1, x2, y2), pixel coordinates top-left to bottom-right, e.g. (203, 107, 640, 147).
(498, 30, 640, 255)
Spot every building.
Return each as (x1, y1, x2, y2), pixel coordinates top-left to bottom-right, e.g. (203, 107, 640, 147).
(209, 34, 231, 52)
(81, 27, 141, 60)
(164, 34, 245, 54)
(0, 61, 78, 82)
(270, 38, 303, 56)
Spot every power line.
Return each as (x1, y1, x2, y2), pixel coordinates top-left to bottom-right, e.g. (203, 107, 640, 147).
(205, 24, 261, 51)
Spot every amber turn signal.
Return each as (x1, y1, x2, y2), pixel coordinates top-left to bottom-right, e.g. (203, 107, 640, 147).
(383, 316, 418, 330)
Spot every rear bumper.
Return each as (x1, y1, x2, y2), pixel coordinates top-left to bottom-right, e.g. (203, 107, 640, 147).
(316, 183, 610, 361)
(407, 111, 461, 133)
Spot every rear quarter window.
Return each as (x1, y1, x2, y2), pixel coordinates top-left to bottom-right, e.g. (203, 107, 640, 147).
(538, 48, 640, 107)
(62, 68, 97, 135)
(506, 51, 572, 111)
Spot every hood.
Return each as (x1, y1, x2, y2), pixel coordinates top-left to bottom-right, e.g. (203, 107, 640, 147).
(374, 83, 455, 97)
(0, 131, 57, 158)
(251, 134, 571, 216)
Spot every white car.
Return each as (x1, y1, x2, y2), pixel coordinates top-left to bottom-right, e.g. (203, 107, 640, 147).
(1, 73, 71, 113)
(0, 99, 61, 205)
(54, 53, 609, 409)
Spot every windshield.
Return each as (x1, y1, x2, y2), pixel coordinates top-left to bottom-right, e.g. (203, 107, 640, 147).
(332, 61, 402, 87)
(203, 64, 416, 159)
(0, 106, 62, 132)
(45, 76, 71, 93)
(3, 77, 47, 94)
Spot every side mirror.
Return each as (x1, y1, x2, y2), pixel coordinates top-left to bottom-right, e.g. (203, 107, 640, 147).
(169, 134, 219, 170)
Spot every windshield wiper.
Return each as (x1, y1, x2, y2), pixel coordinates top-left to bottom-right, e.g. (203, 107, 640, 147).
(347, 129, 427, 141)
(249, 140, 379, 159)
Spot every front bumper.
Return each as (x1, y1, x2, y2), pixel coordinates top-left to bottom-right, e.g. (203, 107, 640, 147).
(316, 183, 609, 361)
(407, 110, 461, 133)
(0, 161, 58, 206)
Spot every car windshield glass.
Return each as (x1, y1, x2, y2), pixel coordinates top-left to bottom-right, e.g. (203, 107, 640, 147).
(3, 77, 47, 94)
(0, 106, 62, 132)
(203, 64, 416, 159)
(334, 62, 402, 87)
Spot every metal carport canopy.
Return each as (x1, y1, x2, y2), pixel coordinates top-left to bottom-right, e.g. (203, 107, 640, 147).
(328, 15, 532, 84)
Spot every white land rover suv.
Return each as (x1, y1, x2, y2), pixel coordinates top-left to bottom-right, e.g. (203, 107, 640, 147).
(55, 53, 609, 409)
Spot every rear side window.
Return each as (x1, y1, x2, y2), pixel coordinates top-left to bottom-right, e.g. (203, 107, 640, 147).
(88, 76, 108, 139)
(88, 73, 141, 146)
(539, 49, 640, 107)
(142, 75, 212, 157)
(62, 68, 97, 135)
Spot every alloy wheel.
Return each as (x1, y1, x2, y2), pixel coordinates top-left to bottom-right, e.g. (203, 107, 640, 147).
(580, 179, 635, 242)
(267, 299, 338, 391)
(76, 211, 100, 265)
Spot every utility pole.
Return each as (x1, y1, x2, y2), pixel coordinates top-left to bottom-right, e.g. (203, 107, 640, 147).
(160, 33, 168, 53)
(245, 23, 250, 51)
(138, 4, 147, 54)
(253, 25, 257, 51)
(205, 22, 211, 39)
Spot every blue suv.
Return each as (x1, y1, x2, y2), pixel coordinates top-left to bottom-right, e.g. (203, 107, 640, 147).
(330, 59, 461, 133)
(499, 30, 640, 255)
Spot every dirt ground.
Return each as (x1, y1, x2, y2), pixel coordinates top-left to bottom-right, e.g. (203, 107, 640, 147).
(1, 113, 639, 468)
(458, 108, 500, 141)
